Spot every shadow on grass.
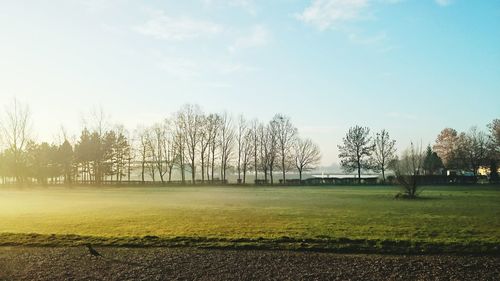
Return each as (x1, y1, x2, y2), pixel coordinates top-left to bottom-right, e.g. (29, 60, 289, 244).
(393, 196, 444, 201)
(1, 233, 499, 256)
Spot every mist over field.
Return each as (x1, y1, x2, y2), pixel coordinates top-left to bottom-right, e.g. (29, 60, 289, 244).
(1, 0, 500, 280)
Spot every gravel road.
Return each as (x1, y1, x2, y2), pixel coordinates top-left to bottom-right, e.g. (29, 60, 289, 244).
(0, 247, 498, 280)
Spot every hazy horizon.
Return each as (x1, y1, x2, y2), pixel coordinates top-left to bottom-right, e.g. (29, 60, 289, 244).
(1, 0, 499, 165)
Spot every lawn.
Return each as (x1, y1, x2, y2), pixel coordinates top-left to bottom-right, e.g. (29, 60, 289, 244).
(0, 185, 499, 253)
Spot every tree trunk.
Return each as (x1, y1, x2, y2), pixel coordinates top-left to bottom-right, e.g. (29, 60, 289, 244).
(168, 166, 173, 182)
(211, 149, 215, 183)
(243, 163, 247, 184)
(282, 152, 286, 185)
(141, 161, 145, 183)
(270, 166, 274, 185)
(254, 147, 258, 182)
(191, 157, 196, 184)
(201, 155, 205, 184)
(357, 160, 361, 184)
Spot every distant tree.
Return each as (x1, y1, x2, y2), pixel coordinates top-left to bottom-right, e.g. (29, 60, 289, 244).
(272, 114, 297, 184)
(135, 127, 150, 183)
(249, 119, 260, 182)
(164, 125, 176, 183)
(293, 138, 321, 182)
(236, 115, 248, 183)
(371, 129, 396, 183)
(147, 123, 168, 183)
(199, 115, 211, 183)
(423, 145, 444, 175)
(114, 128, 131, 182)
(258, 123, 270, 183)
(463, 127, 488, 176)
(173, 115, 187, 184)
(25, 141, 49, 184)
(141, 129, 157, 182)
(488, 119, 500, 148)
(338, 125, 374, 183)
(433, 128, 459, 169)
(240, 127, 254, 183)
(177, 104, 203, 184)
(58, 139, 74, 184)
(219, 113, 235, 183)
(102, 130, 117, 181)
(75, 128, 92, 182)
(0, 150, 13, 183)
(487, 119, 500, 183)
(265, 121, 278, 185)
(0, 99, 32, 183)
(394, 142, 424, 199)
(144, 121, 174, 183)
(206, 113, 221, 182)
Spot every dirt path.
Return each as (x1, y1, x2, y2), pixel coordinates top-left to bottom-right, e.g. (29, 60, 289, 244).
(0, 247, 498, 280)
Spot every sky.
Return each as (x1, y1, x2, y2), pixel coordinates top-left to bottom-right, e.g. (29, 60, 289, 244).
(0, 0, 499, 166)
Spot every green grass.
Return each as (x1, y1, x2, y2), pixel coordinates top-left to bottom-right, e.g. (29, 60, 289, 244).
(0, 185, 499, 254)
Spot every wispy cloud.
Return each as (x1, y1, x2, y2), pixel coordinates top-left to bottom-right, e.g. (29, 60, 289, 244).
(435, 0, 452, 7)
(202, 0, 257, 14)
(155, 54, 256, 80)
(157, 56, 201, 80)
(296, 0, 370, 30)
(296, 0, 401, 52)
(133, 10, 222, 41)
(296, 0, 407, 30)
(229, 25, 271, 53)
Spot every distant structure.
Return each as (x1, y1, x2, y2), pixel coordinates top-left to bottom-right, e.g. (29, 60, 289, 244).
(306, 174, 379, 185)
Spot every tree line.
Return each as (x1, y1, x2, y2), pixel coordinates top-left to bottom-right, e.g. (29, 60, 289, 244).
(0, 100, 321, 185)
(1, 99, 498, 188)
(337, 120, 500, 197)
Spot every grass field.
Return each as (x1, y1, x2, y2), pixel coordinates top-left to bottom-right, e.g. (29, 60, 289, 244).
(1, 185, 499, 254)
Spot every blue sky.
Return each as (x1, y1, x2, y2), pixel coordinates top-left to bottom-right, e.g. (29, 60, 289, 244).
(1, 0, 499, 165)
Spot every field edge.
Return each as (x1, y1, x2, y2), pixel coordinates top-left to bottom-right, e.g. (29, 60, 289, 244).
(1, 233, 498, 255)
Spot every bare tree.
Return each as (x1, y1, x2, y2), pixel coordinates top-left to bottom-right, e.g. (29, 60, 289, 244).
(173, 113, 187, 184)
(219, 113, 235, 183)
(265, 121, 278, 185)
(135, 127, 150, 183)
(250, 119, 260, 182)
(294, 138, 321, 182)
(488, 119, 500, 150)
(394, 142, 424, 199)
(198, 115, 210, 183)
(177, 104, 203, 184)
(0, 99, 33, 183)
(463, 127, 488, 176)
(241, 128, 254, 183)
(371, 129, 397, 183)
(236, 115, 248, 183)
(113, 125, 130, 182)
(206, 113, 221, 182)
(146, 122, 170, 183)
(142, 129, 157, 182)
(338, 125, 374, 183)
(487, 119, 500, 183)
(272, 114, 297, 184)
(258, 123, 269, 183)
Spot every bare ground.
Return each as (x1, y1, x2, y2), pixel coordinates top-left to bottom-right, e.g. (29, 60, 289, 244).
(0, 247, 498, 281)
